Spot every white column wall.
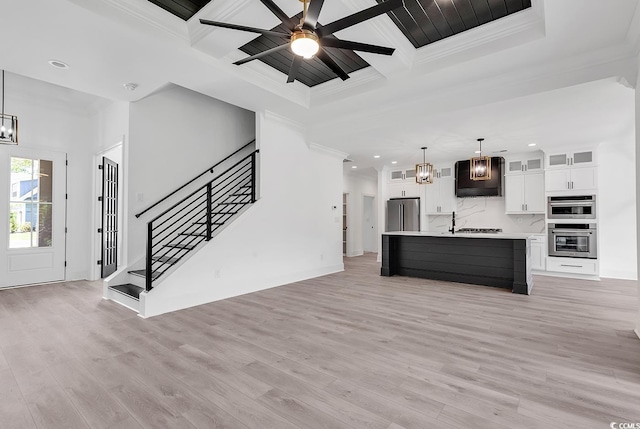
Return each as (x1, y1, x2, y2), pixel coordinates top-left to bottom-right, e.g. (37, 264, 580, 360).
(141, 111, 345, 317)
(635, 55, 640, 338)
(598, 126, 637, 280)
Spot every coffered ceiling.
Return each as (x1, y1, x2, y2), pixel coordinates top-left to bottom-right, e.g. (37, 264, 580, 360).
(0, 0, 638, 173)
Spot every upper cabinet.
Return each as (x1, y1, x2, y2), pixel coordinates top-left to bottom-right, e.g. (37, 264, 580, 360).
(425, 165, 456, 215)
(388, 181, 420, 199)
(505, 173, 545, 214)
(545, 149, 596, 169)
(506, 155, 544, 174)
(389, 168, 417, 182)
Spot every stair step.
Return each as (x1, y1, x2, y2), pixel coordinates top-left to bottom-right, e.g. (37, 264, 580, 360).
(164, 243, 196, 250)
(192, 221, 225, 225)
(108, 283, 144, 300)
(180, 232, 206, 237)
(219, 202, 246, 205)
(152, 255, 179, 264)
(128, 269, 161, 280)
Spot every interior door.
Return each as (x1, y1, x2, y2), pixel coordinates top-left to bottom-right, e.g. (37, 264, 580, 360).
(100, 156, 118, 277)
(0, 147, 66, 288)
(362, 196, 376, 252)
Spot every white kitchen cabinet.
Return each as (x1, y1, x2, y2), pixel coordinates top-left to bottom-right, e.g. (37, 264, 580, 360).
(547, 257, 598, 275)
(529, 234, 546, 271)
(506, 156, 544, 174)
(425, 166, 456, 214)
(546, 149, 596, 168)
(388, 181, 419, 198)
(389, 168, 417, 182)
(545, 167, 597, 192)
(505, 172, 545, 214)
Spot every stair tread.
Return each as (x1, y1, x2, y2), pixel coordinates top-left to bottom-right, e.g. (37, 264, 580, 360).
(128, 269, 161, 280)
(164, 243, 197, 250)
(220, 202, 246, 205)
(109, 283, 144, 299)
(193, 221, 225, 225)
(152, 255, 179, 264)
(180, 232, 206, 237)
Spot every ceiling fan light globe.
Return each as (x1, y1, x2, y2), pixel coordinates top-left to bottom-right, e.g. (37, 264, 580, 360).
(291, 30, 319, 59)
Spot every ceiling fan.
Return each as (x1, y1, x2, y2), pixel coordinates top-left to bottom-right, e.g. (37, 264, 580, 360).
(200, 0, 402, 83)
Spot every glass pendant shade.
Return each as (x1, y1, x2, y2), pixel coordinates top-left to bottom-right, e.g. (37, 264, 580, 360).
(470, 138, 490, 181)
(0, 70, 17, 145)
(416, 146, 434, 184)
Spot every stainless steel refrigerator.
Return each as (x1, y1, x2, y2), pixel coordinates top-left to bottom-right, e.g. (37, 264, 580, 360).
(386, 198, 420, 232)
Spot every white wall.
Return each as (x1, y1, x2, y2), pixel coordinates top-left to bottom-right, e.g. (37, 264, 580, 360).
(635, 55, 640, 339)
(127, 84, 255, 263)
(141, 111, 344, 317)
(0, 73, 102, 281)
(599, 127, 637, 280)
(343, 173, 378, 256)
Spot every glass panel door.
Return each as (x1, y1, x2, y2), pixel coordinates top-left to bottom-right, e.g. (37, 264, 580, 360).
(1, 148, 66, 288)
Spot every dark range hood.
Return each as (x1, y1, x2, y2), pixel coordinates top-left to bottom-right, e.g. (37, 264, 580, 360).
(455, 157, 504, 197)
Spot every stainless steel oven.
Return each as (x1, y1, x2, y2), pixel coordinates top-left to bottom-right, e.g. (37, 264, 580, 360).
(548, 223, 597, 259)
(547, 195, 596, 219)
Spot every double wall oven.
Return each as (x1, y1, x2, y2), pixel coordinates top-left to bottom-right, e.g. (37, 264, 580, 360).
(547, 195, 597, 259)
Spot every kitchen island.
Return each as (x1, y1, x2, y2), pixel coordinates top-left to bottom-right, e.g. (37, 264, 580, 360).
(381, 231, 532, 294)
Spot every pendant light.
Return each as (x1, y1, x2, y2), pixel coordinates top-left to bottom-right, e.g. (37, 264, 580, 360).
(470, 138, 491, 181)
(0, 70, 18, 145)
(416, 146, 434, 184)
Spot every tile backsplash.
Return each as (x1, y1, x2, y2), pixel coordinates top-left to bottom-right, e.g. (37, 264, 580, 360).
(426, 197, 545, 234)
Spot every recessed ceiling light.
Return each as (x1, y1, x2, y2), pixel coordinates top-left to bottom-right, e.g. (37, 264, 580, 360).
(373, 155, 380, 159)
(391, 161, 397, 164)
(48, 59, 69, 69)
(351, 165, 357, 169)
(123, 83, 138, 91)
(528, 143, 537, 147)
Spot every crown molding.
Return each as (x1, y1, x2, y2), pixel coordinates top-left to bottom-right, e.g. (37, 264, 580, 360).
(79, 0, 188, 42)
(311, 67, 382, 104)
(262, 110, 306, 134)
(188, 0, 253, 47)
(309, 142, 349, 160)
(414, 0, 545, 67)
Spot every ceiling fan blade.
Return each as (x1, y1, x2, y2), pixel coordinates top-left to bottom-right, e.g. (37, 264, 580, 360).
(287, 56, 303, 83)
(316, 48, 350, 81)
(259, 0, 296, 29)
(317, 0, 403, 37)
(303, 0, 325, 30)
(233, 44, 290, 65)
(321, 38, 395, 55)
(200, 19, 291, 38)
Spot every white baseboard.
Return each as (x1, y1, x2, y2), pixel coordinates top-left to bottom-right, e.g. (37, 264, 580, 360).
(347, 250, 364, 257)
(66, 270, 89, 281)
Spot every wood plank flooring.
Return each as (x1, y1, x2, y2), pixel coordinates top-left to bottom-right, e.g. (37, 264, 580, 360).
(1, 253, 639, 429)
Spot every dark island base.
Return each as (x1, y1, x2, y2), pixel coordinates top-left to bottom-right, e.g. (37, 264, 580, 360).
(381, 234, 531, 294)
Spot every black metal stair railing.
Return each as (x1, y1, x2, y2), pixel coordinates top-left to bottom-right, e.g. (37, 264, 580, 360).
(144, 150, 258, 291)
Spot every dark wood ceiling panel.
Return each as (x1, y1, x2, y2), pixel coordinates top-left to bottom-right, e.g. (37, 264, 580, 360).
(147, 0, 211, 21)
(381, 0, 530, 48)
(239, 12, 369, 87)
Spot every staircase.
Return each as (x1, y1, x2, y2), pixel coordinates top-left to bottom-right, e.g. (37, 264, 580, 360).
(105, 142, 258, 313)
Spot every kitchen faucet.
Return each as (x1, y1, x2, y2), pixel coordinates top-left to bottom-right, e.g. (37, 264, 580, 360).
(448, 211, 455, 234)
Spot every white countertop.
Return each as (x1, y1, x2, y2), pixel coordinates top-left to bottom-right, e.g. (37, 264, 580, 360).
(382, 231, 535, 240)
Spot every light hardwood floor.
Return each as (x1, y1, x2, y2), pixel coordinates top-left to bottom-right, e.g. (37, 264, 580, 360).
(1, 253, 639, 429)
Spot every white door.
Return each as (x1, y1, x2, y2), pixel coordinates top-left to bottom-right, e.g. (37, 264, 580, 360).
(504, 175, 524, 213)
(524, 173, 546, 213)
(362, 196, 376, 252)
(545, 169, 570, 192)
(0, 148, 66, 288)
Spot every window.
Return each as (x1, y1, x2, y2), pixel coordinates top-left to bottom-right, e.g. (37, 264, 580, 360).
(9, 157, 53, 248)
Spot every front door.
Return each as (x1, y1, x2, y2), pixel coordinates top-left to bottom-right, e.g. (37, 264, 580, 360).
(0, 147, 66, 288)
